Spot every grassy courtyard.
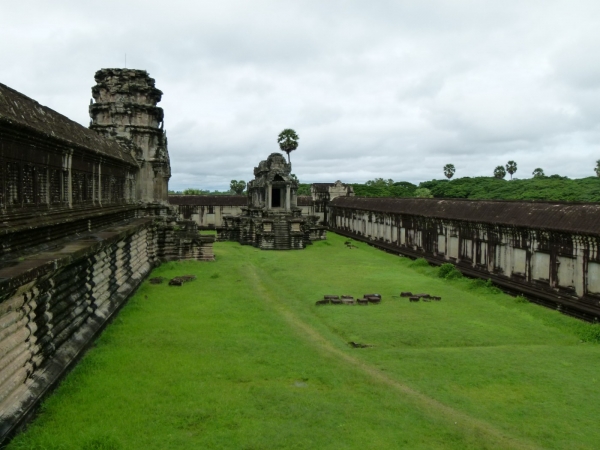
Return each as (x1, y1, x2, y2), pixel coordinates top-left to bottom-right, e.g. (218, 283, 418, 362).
(8, 233, 600, 450)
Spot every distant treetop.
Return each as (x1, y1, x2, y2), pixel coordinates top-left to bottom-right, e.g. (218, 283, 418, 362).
(277, 129, 299, 164)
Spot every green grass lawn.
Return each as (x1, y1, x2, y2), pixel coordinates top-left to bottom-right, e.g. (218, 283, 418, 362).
(8, 233, 600, 450)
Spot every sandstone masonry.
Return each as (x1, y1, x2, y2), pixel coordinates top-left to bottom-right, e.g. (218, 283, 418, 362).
(0, 69, 213, 442)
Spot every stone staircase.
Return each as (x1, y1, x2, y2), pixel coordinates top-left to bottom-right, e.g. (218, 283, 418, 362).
(272, 219, 290, 250)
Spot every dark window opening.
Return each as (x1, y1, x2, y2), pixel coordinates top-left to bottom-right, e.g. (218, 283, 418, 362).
(272, 188, 281, 207)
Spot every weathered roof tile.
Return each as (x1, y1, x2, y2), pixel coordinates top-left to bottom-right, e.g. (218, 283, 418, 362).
(331, 197, 600, 235)
(0, 82, 137, 166)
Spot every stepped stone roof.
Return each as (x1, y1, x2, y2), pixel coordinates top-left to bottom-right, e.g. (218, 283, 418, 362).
(168, 195, 248, 206)
(0, 82, 137, 165)
(297, 196, 313, 206)
(330, 197, 600, 235)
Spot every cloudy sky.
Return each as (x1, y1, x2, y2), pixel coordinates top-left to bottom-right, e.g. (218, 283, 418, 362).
(2, 1, 600, 190)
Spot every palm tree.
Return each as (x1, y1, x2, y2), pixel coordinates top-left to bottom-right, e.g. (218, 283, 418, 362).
(532, 168, 545, 178)
(277, 129, 299, 164)
(443, 164, 456, 179)
(494, 166, 506, 179)
(506, 160, 517, 179)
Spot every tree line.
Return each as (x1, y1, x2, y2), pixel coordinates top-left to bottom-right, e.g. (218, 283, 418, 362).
(443, 160, 600, 180)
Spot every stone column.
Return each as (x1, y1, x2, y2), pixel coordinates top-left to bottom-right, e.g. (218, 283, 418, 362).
(285, 185, 291, 211)
(574, 237, 585, 297)
(97, 162, 102, 206)
(266, 184, 271, 210)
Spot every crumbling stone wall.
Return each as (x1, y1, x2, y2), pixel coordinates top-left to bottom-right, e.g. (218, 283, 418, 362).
(329, 197, 600, 320)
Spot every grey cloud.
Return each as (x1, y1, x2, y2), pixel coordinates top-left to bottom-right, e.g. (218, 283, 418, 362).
(3, 0, 600, 191)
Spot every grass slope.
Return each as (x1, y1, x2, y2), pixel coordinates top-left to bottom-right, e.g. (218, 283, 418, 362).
(8, 234, 600, 449)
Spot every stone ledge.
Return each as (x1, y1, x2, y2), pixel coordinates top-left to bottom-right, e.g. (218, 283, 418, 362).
(0, 218, 154, 300)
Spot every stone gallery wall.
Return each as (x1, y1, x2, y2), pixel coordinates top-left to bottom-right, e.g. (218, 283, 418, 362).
(329, 197, 600, 320)
(0, 73, 214, 442)
(0, 219, 155, 438)
(170, 195, 247, 228)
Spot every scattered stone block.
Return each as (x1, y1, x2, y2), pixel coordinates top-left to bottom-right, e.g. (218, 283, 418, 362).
(409, 296, 420, 302)
(400, 291, 412, 297)
(349, 341, 373, 348)
(149, 277, 164, 284)
(180, 275, 197, 282)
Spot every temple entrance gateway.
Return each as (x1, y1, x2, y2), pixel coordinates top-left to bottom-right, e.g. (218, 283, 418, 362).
(272, 187, 281, 208)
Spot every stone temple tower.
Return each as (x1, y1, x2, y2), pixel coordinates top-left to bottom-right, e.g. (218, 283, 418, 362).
(89, 69, 170, 204)
(217, 153, 322, 249)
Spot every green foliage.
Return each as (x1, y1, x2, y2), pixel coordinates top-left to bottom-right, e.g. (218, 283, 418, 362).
(182, 188, 204, 195)
(409, 257, 430, 268)
(438, 263, 455, 278)
(438, 263, 463, 279)
(296, 183, 311, 195)
(595, 160, 600, 177)
(506, 160, 518, 179)
(418, 176, 600, 201)
(443, 163, 456, 179)
(229, 180, 246, 195)
(575, 322, 600, 343)
(173, 188, 239, 196)
(277, 128, 299, 163)
(414, 187, 433, 198)
(493, 165, 506, 179)
(532, 168, 545, 178)
(352, 179, 417, 197)
(515, 295, 529, 304)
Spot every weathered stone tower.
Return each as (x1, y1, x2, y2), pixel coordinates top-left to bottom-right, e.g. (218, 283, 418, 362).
(89, 69, 170, 204)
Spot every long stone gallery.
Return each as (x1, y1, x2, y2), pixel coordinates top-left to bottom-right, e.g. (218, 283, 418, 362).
(1, 69, 600, 443)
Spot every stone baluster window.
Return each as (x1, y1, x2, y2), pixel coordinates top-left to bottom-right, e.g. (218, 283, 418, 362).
(7, 162, 20, 205)
(0, 161, 5, 208)
(49, 169, 62, 204)
(36, 167, 48, 205)
(22, 164, 35, 205)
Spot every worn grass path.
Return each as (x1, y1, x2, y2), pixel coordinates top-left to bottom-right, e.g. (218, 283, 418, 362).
(245, 264, 542, 450)
(8, 233, 600, 449)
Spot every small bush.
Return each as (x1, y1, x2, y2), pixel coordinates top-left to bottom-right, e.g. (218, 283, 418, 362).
(467, 278, 488, 289)
(410, 258, 430, 268)
(438, 263, 463, 280)
(575, 323, 600, 344)
(438, 263, 455, 278)
(515, 295, 529, 304)
(485, 279, 502, 294)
